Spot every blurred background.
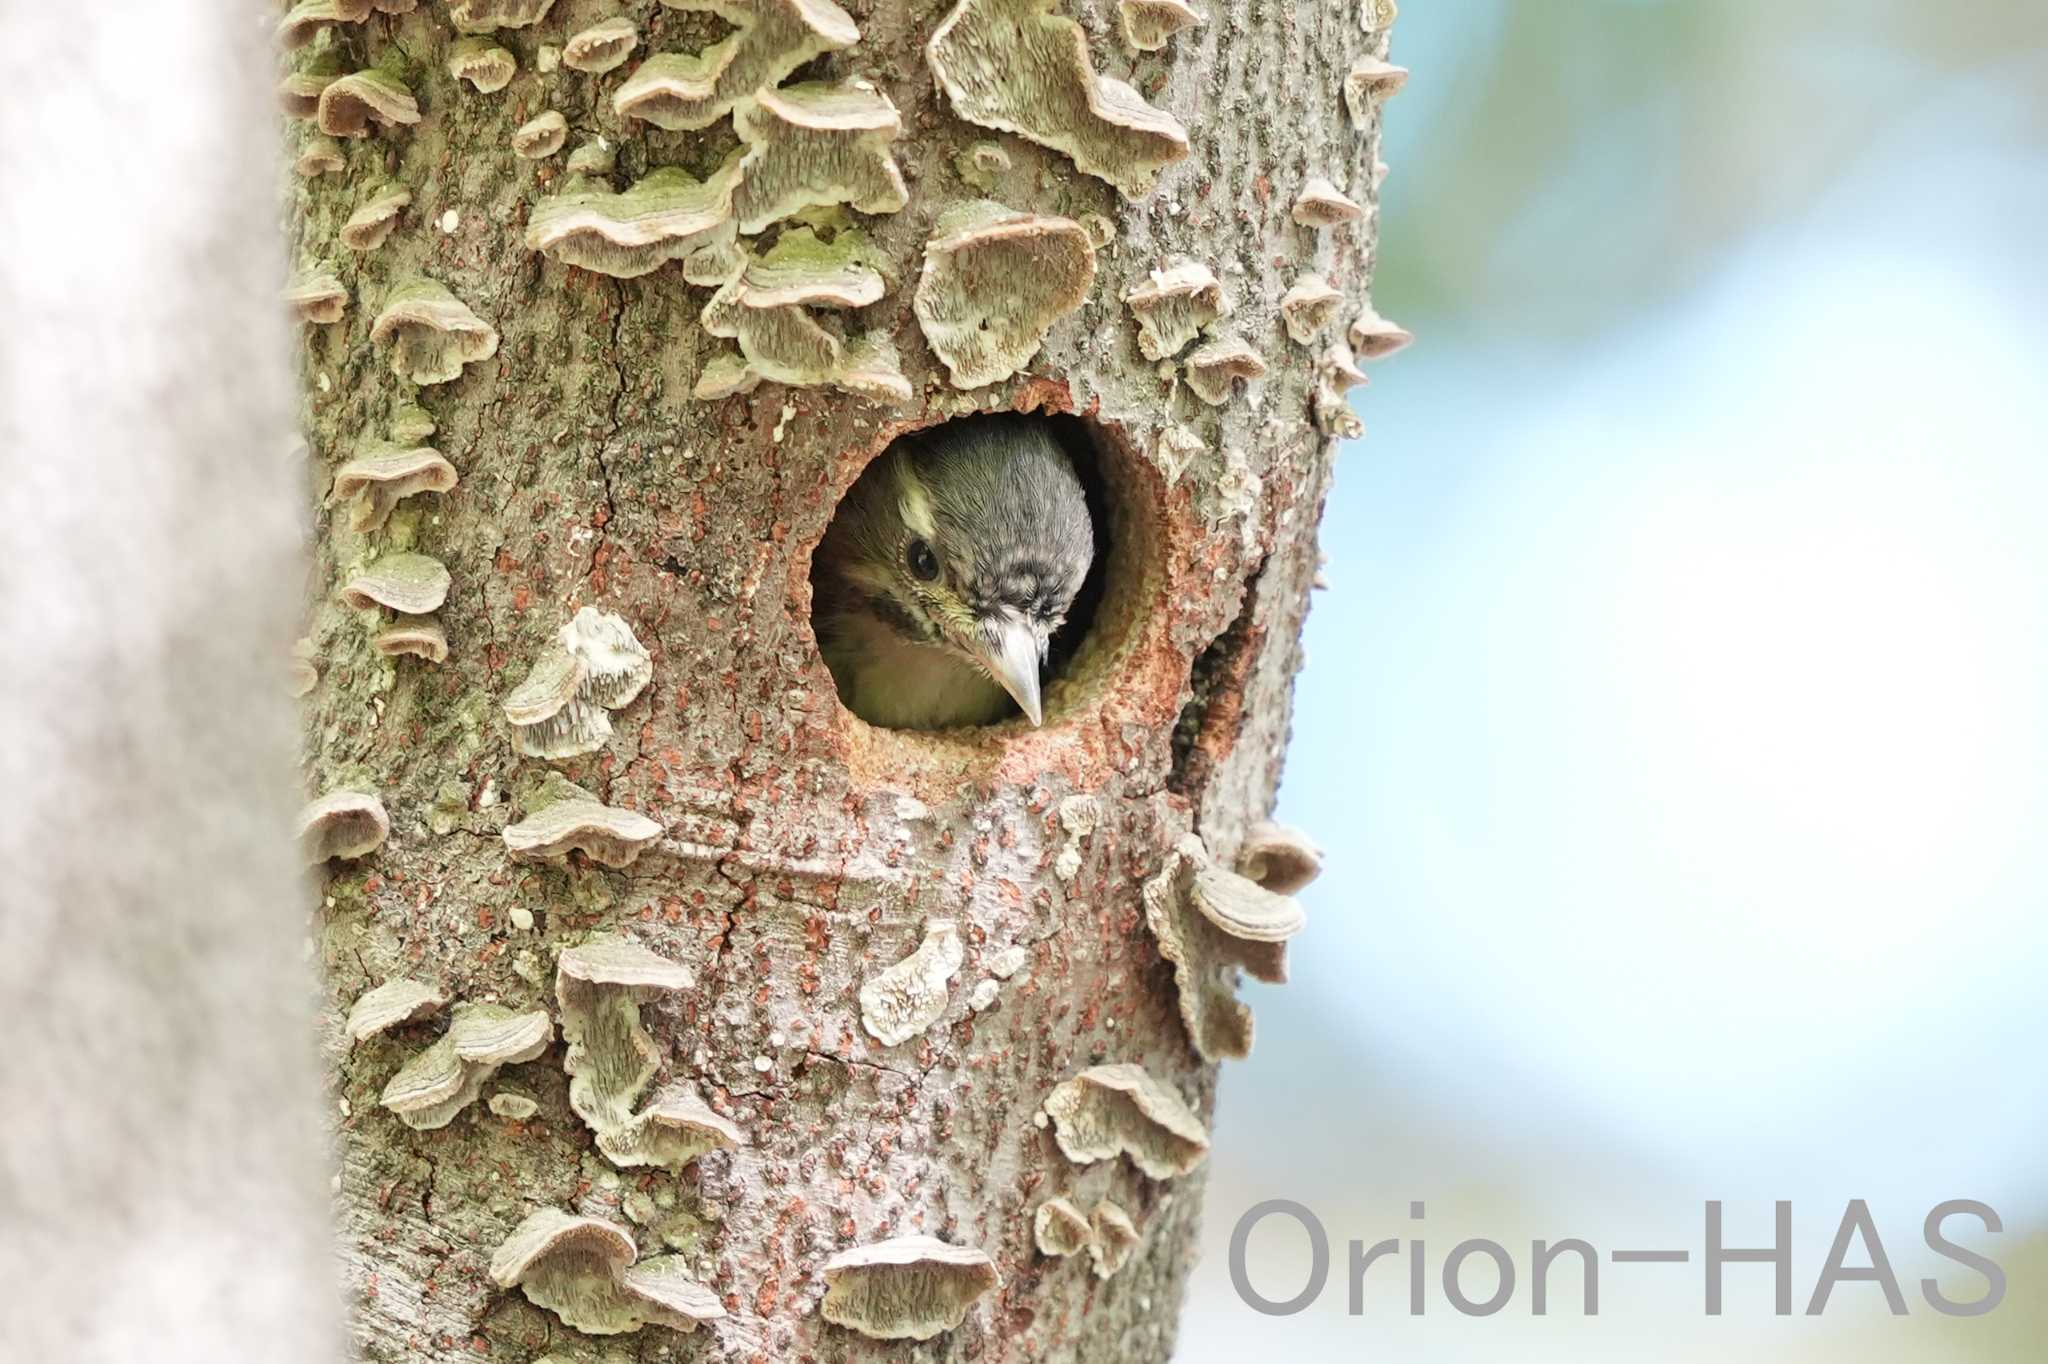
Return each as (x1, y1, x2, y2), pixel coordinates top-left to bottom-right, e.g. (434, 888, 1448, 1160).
(1182, 1, 2048, 1359)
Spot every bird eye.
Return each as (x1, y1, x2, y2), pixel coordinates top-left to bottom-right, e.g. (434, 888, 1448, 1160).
(907, 538, 940, 582)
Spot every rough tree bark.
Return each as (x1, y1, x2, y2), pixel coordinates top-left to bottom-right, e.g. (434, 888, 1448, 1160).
(284, 1, 1398, 1361)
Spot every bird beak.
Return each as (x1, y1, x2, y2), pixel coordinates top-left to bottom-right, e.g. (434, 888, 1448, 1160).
(977, 617, 1044, 726)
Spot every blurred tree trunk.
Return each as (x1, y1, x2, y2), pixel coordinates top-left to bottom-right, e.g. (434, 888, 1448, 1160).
(0, 6, 339, 1363)
(287, 2, 1393, 1360)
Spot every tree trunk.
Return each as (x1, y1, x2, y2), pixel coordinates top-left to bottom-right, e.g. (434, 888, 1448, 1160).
(286, 2, 1391, 1360)
(0, 7, 340, 1362)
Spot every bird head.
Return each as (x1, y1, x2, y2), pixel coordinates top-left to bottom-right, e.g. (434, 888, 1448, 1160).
(815, 416, 1096, 726)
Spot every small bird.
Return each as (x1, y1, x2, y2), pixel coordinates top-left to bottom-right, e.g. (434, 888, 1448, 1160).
(813, 416, 1096, 730)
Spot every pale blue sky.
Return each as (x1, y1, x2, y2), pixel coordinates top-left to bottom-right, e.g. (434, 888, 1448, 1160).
(1181, 3, 2047, 1359)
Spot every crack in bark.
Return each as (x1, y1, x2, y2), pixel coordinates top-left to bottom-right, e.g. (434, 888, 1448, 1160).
(1168, 556, 1269, 798)
(802, 1047, 919, 1085)
(583, 281, 630, 585)
(417, 1149, 439, 1226)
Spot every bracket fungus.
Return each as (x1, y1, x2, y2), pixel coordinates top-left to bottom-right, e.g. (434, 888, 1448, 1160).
(285, 271, 349, 325)
(317, 71, 421, 138)
(331, 443, 456, 530)
(558, 936, 694, 993)
(502, 607, 652, 758)
(693, 355, 758, 400)
(503, 789, 663, 868)
(1292, 175, 1366, 229)
(1038, 1198, 1140, 1278)
(1118, 0, 1202, 51)
(1147, 424, 1203, 487)
(489, 1091, 539, 1120)
(698, 228, 909, 401)
(914, 201, 1096, 389)
(1033, 1197, 1092, 1258)
(373, 615, 450, 663)
(1279, 274, 1343, 345)
(928, 0, 1189, 199)
(613, 0, 860, 132)
(564, 17, 639, 73)
(1088, 1202, 1140, 1277)
(298, 790, 390, 865)
(1315, 397, 1360, 441)
(345, 977, 449, 1041)
(954, 139, 1011, 190)
(526, 162, 741, 279)
(1313, 343, 1369, 439)
(1142, 832, 1306, 1061)
(380, 1003, 552, 1130)
(340, 552, 451, 615)
(288, 637, 321, 696)
(731, 80, 908, 233)
(278, 0, 370, 50)
(555, 937, 731, 1170)
(1183, 334, 1266, 405)
(279, 70, 337, 121)
(340, 184, 412, 251)
(295, 136, 346, 177)
(1343, 54, 1409, 131)
(858, 920, 963, 1047)
(448, 0, 559, 29)
(1123, 258, 1226, 361)
(448, 38, 518, 93)
(720, 231, 880, 302)
(371, 279, 500, 385)
(490, 1208, 725, 1335)
(1042, 1062, 1209, 1177)
(1348, 303, 1414, 360)
(513, 110, 569, 159)
(1234, 821, 1325, 895)
(567, 139, 616, 175)
(820, 1236, 1000, 1342)
(614, 1086, 746, 1170)
(390, 403, 437, 443)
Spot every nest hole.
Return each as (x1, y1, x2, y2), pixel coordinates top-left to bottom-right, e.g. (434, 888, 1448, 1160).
(806, 409, 1162, 752)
